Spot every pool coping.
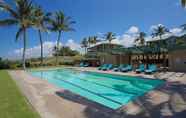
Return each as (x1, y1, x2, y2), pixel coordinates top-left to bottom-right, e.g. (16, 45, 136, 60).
(8, 68, 186, 118)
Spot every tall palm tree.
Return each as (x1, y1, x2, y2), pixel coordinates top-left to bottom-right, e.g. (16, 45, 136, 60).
(88, 36, 99, 47)
(33, 6, 51, 66)
(88, 36, 93, 48)
(151, 24, 169, 67)
(181, 0, 186, 7)
(105, 32, 116, 43)
(104, 32, 116, 53)
(49, 11, 75, 65)
(134, 32, 146, 46)
(81, 38, 88, 54)
(134, 32, 146, 63)
(151, 25, 169, 40)
(0, 0, 35, 69)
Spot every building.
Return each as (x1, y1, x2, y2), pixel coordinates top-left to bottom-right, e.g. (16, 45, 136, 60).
(86, 43, 129, 65)
(86, 37, 186, 72)
(169, 46, 186, 72)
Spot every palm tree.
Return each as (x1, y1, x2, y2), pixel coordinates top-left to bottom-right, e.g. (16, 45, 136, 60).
(81, 38, 88, 54)
(152, 25, 169, 40)
(33, 6, 51, 66)
(49, 11, 75, 65)
(134, 32, 146, 63)
(0, 0, 35, 69)
(134, 32, 146, 46)
(181, 0, 186, 7)
(87, 36, 98, 46)
(105, 32, 116, 43)
(151, 24, 169, 67)
(92, 36, 99, 44)
(88, 36, 93, 47)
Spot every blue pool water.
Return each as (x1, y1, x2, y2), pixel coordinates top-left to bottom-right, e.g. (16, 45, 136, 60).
(30, 69, 164, 109)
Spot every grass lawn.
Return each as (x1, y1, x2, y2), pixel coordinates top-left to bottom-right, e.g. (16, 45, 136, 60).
(0, 70, 40, 118)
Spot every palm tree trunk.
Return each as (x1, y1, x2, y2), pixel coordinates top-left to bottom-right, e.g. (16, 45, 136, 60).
(38, 29, 43, 66)
(56, 31, 62, 65)
(22, 28, 27, 70)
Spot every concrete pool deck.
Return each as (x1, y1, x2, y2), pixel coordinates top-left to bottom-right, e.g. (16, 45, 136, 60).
(8, 67, 186, 118)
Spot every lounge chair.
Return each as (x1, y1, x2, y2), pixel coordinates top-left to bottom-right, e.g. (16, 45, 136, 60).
(83, 63, 89, 67)
(135, 64, 145, 73)
(98, 64, 107, 70)
(102, 64, 113, 71)
(79, 62, 84, 67)
(113, 64, 126, 71)
(121, 65, 132, 72)
(145, 64, 157, 74)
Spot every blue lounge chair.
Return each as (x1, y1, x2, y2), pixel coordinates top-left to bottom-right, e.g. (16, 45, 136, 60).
(135, 64, 145, 73)
(145, 64, 157, 74)
(79, 62, 84, 67)
(102, 64, 113, 71)
(113, 64, 126, 71)
(83, 63, 89, 67)
(121, 65, 132, 72)
(98, 64, 107, 70)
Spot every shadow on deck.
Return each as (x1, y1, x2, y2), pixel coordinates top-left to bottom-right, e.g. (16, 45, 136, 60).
(56, 81, 186, 118)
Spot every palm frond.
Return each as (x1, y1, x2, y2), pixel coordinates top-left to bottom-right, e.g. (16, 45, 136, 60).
(0, 3, 18, 18)
(0, 19, 18, 26)
(181, 0, 186, 8)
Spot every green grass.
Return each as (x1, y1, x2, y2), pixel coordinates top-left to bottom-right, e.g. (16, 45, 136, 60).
(0, 70, 40, 118)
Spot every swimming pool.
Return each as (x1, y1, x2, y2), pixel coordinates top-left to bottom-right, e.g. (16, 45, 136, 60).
(30, 69, 164, 109)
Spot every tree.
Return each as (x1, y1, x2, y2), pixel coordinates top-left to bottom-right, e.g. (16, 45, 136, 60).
(151, 24, 169, 67)
(104, 32, 116, 54)
(134, 32, 146, 63)
(87, 36, 98, 47)
(49, 11, 75, 65)
(134, 32, 146, 46)
(0, 0, 35, 69)
(92, 36, 99, 44)
(105, 32, 116, 43)
(54, 46, 79, 56)
(81, 38, 88, 54)
(88, 36, 93, 47)
(33, 6, 51, 66)
(152, 25, 169, 40)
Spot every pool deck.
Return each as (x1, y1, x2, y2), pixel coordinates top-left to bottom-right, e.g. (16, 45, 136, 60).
(8, 67, 186, 118)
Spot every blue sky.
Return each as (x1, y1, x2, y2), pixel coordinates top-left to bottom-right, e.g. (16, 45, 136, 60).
(0, 0, 186, 59)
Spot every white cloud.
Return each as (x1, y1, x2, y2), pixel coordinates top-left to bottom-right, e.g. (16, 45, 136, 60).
(65, 39, 83, 53)
(170, 27, 183, 36)
(126, 26, 139, 34)
(110, 26, 139, 47)
(8, 41, 62, 59)
(8, 39, 85, 60)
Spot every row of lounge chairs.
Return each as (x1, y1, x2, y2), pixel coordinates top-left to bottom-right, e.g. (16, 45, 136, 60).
(79, 62, 89, 67)
(98, 64, 157, 74)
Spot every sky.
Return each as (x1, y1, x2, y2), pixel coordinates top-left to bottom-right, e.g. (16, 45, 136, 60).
(0, 0, 186, 59)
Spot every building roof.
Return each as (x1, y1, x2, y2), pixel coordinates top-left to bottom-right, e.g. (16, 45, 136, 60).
(88, 43, 123, 50)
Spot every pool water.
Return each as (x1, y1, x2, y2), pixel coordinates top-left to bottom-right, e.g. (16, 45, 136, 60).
(30, 69, 164, 109)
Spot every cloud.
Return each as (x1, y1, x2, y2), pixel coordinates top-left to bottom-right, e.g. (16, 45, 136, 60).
(109, 26, 139, 47)
(126, 26, 139, 34)
(8, 41, 62, 59)
(170, 27, 183, 36)
(65, 39, 83, 53)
